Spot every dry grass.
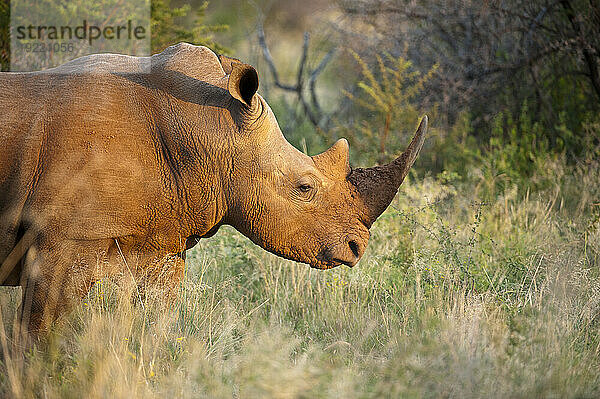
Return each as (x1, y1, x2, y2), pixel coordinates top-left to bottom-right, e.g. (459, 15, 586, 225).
(1, 159, 599, 398)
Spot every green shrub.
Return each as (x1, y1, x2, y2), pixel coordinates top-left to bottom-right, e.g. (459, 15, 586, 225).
(151, 0, 227, 54)
(339, 50, 438, 165)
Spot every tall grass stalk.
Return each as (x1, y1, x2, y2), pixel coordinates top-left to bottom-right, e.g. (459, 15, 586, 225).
(1, 157, 599, 397)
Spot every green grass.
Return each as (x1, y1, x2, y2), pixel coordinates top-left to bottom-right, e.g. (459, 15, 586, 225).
(1, 158, 600, 398)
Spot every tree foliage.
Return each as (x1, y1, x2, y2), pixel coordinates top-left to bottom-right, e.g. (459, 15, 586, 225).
(339, 0, 600, 156)
(341, 50, 438, 163)
(151, 0, 227, 54)
(0, 0, 8, 71)
(0, 0, 226, 71)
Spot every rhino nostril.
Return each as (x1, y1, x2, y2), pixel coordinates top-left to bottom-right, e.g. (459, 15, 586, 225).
(348, 240, 359, 259)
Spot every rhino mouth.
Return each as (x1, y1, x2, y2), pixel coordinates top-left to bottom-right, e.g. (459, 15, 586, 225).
(258, 236, 361, 270)
(312, 260, 342, 270)
(313, 251, 353, 270)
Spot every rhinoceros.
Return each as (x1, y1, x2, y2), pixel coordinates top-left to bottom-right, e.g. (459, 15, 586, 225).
(0, 43, 427, 334)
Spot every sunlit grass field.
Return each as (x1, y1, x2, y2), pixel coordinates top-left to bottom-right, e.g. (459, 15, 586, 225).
(1, 158, 599, 397)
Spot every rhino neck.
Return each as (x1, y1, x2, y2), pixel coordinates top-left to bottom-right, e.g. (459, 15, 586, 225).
(218, 112, 306, 246)
(149, 105, 231, 239)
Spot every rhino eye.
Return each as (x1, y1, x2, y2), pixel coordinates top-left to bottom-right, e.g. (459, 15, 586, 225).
(298, 184, 312, 193)
(294, 177, 318, 201)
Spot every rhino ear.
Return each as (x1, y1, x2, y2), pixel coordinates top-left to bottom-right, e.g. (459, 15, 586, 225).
(227, 62, 259, 107)
(219, 54, 243, 74)
(312, 138, 351, 179)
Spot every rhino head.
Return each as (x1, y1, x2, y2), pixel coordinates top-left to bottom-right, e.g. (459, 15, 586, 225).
(218, 56, 427, 270)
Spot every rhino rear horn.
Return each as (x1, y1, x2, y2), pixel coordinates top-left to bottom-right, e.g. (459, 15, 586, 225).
(348, 116, 428, 227)
(312, 138, 351, 179)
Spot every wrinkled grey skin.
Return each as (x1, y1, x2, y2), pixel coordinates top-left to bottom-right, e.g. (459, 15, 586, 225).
(0, 43, 427, 334)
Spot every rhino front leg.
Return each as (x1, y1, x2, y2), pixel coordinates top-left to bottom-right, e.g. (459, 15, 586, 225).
(19, 238, 186, 336)
(19, 238, 117, 337)
(133, 253, 186, 306)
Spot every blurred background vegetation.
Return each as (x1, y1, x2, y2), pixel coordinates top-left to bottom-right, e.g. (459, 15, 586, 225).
(3, 0, 598, 180)
(1, 0, 600, 397)
(151, 0, 599, 195)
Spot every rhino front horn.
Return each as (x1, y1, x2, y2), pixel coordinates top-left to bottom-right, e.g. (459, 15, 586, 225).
(348, 116, 428, 227)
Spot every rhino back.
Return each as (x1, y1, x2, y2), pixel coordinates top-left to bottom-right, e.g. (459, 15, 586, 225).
(0, 44, 230, 243)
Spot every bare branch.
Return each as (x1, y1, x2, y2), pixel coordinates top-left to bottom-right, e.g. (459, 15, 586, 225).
(309, 49, 335, 118)
(257, 23, 337, 129)
(257, 24, 296, 92)
(297, 33, 309, 90)
(560, 0, 600, 98)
